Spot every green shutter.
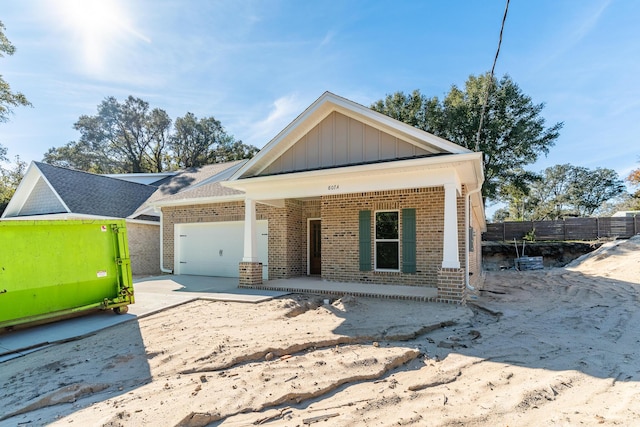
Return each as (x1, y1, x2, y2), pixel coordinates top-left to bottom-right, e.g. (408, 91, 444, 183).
(359, 210, 371, 271)
(402, 208, 416, 273)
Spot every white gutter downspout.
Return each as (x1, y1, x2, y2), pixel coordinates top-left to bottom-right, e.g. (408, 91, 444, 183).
(465, 185, 483, 290)
(158, 209, 173, 274)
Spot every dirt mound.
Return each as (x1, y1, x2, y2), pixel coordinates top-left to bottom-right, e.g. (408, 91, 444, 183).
(566, 235, 640, 283)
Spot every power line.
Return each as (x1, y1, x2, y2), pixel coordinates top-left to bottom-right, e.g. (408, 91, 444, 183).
(475, 0, 510, 152)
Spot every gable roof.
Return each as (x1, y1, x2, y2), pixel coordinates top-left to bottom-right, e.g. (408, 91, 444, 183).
(230, 91, 472, 180)
(3, 161, 245, 219)
(2, 162, 158, 219)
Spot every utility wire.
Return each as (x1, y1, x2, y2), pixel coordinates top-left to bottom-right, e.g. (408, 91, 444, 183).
(475, 0, 510, 152)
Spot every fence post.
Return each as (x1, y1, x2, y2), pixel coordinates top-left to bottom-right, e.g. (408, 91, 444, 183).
(596, 217, 600, 239)
(563, 218, 566, 241)
(503, 222, 505, 241)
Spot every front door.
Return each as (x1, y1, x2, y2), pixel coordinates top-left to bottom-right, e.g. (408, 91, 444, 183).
(309, 220, 321, 275)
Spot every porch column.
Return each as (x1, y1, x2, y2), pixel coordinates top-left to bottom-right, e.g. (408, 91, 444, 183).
(243, 197, 258, 262)
(239, 197, 263, 286)
(442, 183, 460, 269)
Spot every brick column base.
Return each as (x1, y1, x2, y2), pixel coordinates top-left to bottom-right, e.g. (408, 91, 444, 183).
(437, 268, 466, 304)
(239, 262, 263, 286)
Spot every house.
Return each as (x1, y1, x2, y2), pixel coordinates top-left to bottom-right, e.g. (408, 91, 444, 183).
(1, 160, 245, 276)
(151, 92, 485, 303)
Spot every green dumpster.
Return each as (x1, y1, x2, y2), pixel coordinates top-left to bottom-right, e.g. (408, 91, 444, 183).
(0, 219, 134, 329)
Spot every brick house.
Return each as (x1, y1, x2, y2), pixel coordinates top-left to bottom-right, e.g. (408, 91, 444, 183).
(153, 92, 485, 303)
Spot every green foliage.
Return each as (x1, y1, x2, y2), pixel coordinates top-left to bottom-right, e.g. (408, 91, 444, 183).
(0, 156, 26, 214)
(523, 228, 536, 242)
(371, 74, 563, 202)
(0, 21, 31, 124)
(171, 112, 258, 168)
(44, 96, 257, 173)
(500, 164, 626, 220)
(627, 163, 640, 209)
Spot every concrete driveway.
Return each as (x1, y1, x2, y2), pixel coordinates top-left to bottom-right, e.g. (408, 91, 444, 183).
(0, 275, 287, 363)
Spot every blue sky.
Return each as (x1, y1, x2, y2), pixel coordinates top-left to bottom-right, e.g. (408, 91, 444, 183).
(1, 0, 639, 209)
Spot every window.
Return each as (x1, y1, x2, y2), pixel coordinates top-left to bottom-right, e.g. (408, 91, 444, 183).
(375, 211, 399, 270)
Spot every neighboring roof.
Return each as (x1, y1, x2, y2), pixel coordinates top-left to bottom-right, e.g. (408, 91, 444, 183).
(33, 162, 157, 218)
(134, 161, 246, 211)
(3, 161, 245, 219)
(230, 91, 472, 180)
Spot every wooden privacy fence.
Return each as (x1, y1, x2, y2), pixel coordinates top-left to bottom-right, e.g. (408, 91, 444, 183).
(483, 216, 640, 241)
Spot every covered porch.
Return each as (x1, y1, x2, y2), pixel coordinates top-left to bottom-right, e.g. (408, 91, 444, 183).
(226, 155, 481, 304)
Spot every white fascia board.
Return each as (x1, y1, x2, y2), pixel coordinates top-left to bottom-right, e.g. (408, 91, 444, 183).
(150, 194, 245, 209)
(223, 154, 484, 200)
(1, 162, 70, 218)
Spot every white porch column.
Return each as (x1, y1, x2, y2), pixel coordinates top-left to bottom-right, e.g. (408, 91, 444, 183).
(243, 197, 258, 262)
(442, 183, 460, 269)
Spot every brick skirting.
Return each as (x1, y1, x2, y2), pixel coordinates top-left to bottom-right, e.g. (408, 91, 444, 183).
(239, 262, 263, 286)
(437, 268, 466, 304)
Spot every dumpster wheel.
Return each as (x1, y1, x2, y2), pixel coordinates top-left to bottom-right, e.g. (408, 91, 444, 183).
(113, 306, 129, 315)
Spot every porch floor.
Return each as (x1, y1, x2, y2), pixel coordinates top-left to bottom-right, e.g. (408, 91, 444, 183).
(241, 276, 439, 302)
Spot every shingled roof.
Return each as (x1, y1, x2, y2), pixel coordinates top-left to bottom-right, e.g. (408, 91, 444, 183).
(3, 161, 249, 220)
(34, 162, 158, 218)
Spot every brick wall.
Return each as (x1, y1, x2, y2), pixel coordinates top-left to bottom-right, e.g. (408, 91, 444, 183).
(161, 200, 320, 279)
(437, 268, 465, 303)
(127, 222, 161, 276)
(239, 262, 263, 285)
(321, 187, 467, 288)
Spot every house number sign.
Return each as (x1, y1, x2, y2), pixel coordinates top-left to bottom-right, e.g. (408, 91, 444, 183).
(327, 184, 340, 191)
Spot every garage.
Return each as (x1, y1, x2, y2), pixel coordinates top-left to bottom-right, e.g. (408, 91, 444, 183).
(174, 221, 268, 279)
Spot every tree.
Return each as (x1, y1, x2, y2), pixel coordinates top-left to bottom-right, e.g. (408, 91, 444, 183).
(0, 20, 31, 123)
(371, 74, 563, 202)
(626, 162, 640, 210)
(44, 96, 172, 173)
(45, 97, 256, 173)
(568, 167, 625, 216)
(43, 140, 116, 174)
(0, 21, 31, 215)
(493, 169, 542, 221)
(0, 155, 26, 214)
(171, 113, 258, 168)
(499, 164, 625, 220)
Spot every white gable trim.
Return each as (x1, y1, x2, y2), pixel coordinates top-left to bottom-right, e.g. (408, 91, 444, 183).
(1, 162, 70, 218)
(230, 92, 472, 180)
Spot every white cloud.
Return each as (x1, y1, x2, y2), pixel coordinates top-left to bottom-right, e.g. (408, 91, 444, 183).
(242, 93, 307, 148)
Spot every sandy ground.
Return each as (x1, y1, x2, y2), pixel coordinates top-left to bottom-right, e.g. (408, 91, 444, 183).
(1, 236, 639, 426)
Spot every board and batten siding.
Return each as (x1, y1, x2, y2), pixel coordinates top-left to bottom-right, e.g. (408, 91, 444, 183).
(262, 112, 431, 175)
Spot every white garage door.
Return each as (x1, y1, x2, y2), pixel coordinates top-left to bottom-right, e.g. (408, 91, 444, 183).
(174, 221, 268, 279)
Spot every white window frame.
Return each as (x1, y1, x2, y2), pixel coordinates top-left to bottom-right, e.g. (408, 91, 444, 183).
(374, 210, 400, 272)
